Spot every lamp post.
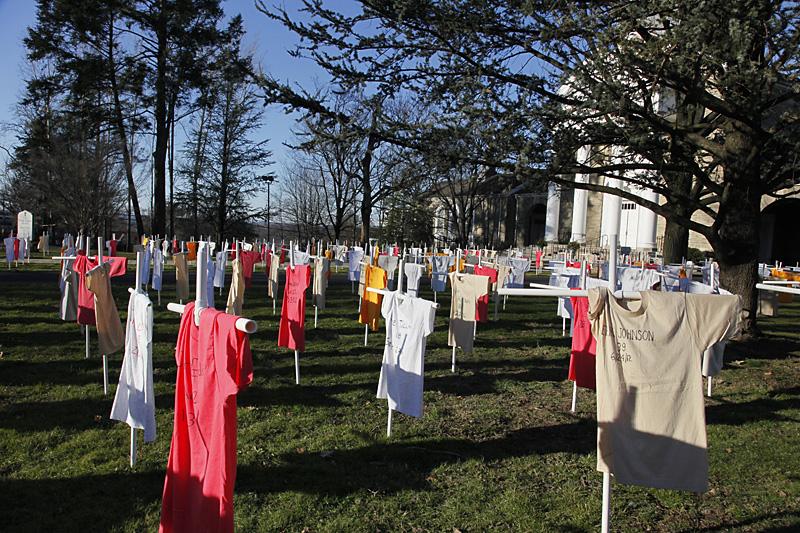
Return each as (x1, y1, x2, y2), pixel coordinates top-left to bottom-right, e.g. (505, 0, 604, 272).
(260, 175, 276, 241)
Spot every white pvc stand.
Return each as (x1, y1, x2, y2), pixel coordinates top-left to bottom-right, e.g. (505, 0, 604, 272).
(98, 237, 109, 396)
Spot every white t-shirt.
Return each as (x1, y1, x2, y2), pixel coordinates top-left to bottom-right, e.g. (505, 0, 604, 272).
(348, 248, 364, 281)
(110, 292, 156, 442)
(376, 292, 437, 418)
(404, 263, 425, 297)
(213, 251, 227, 288)
(151, 248, 164, 291)
(588, 288, 741, 492)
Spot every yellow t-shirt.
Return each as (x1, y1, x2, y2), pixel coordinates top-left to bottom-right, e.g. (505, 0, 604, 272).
(359, 265, 387, 331)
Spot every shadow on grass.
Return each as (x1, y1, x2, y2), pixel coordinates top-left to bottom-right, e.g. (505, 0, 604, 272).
(0, 469, 165, 532)
(236, 419, 596, 497)
(706, 387, 800, 426)
(678, 510, 800, 532)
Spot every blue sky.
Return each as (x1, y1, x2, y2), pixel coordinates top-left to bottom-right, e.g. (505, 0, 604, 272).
(0, 0, 353, 204)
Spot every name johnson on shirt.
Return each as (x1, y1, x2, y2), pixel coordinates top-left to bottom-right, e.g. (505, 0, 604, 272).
(617, 326, 655, 342)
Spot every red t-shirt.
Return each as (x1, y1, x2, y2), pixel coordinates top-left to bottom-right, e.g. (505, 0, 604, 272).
(239, 251, 260, 289)
(73, 255, 128, 326)
(13, 238, 19, 260)
(473, 265, 498, 323)
(278, 264, 311, 351)
(159, 303, 253, 533)
(568, 296, 596, 389)
(535, 250, 543, 270)
(108, 239, 118, 256)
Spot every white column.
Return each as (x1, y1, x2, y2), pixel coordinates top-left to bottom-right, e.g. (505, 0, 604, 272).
(600, 176, 622, 247)
(570, 145, 590, 243)
(545, 182, 561, 242)
(635, 187, 659, 249)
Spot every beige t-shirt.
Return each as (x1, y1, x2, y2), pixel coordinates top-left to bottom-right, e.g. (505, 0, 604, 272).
(173, 253, 190, 300)
(588, 288, 741, 492)
(85, 262, 125, 355)
(226, 258, 245, 315)
(448, 272, 489, 353)
(312, 257, 330, 309)
(268, 255, 280, 299)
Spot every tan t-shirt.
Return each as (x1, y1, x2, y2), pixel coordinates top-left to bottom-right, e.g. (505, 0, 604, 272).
(448, 272, 489, 353)
(85, 262, 125, 355)
(588, 288, 741, 492)
(173, 253, 190, 300)
(312, 257, 330, 309)
(226, 258, 245, 315)
(268, 254, 280, 299)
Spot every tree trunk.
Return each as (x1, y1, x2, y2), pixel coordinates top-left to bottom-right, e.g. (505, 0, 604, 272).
(711, 124, 763, 338)
(168, 94, 177, 238)
(107, 8, 144, 239)
(662, 213, 689, 263)
(151, 10, 168, 235)
(503, 193, 517, 248)
(359, 132, 379, 242)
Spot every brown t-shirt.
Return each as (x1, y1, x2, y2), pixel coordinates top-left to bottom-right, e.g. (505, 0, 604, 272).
(226, 259, 245, 316)
(448, 272, 489, 353)
(588, 288, 741, 492)
(85, 262, 125, 355)
(173, 253, 190, 300)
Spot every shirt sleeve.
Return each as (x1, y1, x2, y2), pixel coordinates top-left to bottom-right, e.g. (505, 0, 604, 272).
(422, 301, 436, 337)
(381, 292, 394, 320)
(214, 312, 254, 396)
(686, 293, 742, 352)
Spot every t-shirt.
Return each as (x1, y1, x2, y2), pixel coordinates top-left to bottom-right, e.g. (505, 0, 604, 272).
(213, 251, 227, 289)
(404, 263, 425, 297)
(378, 255, 399, 280)
(110, 292, 155, 442)
(473, 265, 498, 323)
(568, 296, 596, 389)
(186, 241, 198, 261)
(239, 251, 260, 289)
(376, 292, 437, 418)
(268, 253, 280, 299)
(508, 257, 530, 288)
(73, 255, 128, 326)
(347, 248, 364, 281)
(447, 272, 489, 353)
(278, 264, 311, 351)
(85, 261, 126, 355)
(225, 259, 245, 316)
(152, 248, 164, 291)
(159, 303, 253, 533)
(312, 257, 330, 309)
(430, 255, 450, 292)
(587, 288, 741, 492)
(206, 258, 216, 309)
(173, 253, 190, 301)
(359, 265, 387, 331)
(4, 237, 15, 263)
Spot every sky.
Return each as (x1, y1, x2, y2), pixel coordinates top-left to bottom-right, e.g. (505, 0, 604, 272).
(0, 0, 355, 206)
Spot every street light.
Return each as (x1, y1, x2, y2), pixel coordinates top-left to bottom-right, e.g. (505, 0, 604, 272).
(260, 175, 277, 242)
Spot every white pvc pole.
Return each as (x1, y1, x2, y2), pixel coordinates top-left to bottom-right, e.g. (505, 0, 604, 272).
(314, 306, 318, 328)
(364, 324, 369, 346)
(130, 427, 136, 467)
(601, 234, 618, 533)
(387, 407, 393, 437)
(707, 376, 712, 397)
(570, 381, 578, 413)
(451, 345, 457, 373)
(295, 350, 300, 385)
(601, 471, 611, 533)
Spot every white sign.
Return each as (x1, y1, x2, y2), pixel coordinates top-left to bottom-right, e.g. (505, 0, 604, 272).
(17, 210, 33, 241)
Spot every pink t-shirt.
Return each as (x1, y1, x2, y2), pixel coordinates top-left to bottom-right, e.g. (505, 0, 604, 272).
(278, 264, 311, 351)
(568, 296, 596, 389)
(473, 265, 498, 323)
(159, 303, 253, 533)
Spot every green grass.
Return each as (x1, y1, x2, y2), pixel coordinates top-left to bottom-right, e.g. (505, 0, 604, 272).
(0, 263, 799, 532)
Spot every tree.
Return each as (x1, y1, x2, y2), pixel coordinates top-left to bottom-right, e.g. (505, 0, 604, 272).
(125, 0, 224, 236)
(24, 0, 148, 238)
(259, 0, 800, 336)
(191, 17, 272, 243)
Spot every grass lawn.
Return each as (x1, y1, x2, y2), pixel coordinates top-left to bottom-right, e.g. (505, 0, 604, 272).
(0, 262, 799, 532)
